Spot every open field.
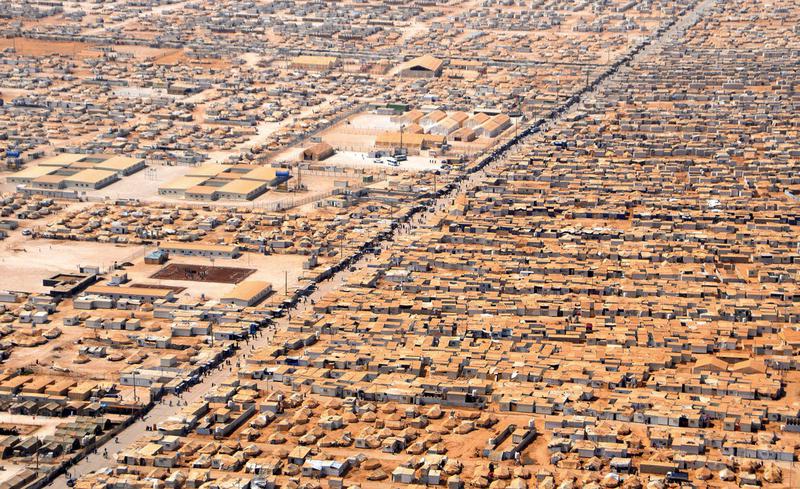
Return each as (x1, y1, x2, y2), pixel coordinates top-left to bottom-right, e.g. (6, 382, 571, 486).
(150, 263, 255, 284)
(325, 150, 443, 172)
(0, 239, 143, 293)
(77, 165, 350, 209)
(0, 38, 95, 58)
(121, 252, 308, 300)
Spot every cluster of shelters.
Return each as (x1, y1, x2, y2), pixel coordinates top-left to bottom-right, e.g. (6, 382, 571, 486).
(67, 0, 800, 487)
(75, 376, 538, 489)
(0, 191, 63, 223)
(0, 0, 680, 170)
(4, 0, 800, 488)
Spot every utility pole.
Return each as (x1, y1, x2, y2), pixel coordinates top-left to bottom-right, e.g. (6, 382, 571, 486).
(284, 270, 288, 296)
(132, 370, 137, 403)
(399, 124, 405, 156)
(556, 76, 560, 103)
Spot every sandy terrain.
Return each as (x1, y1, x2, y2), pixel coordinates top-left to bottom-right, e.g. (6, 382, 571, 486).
(0, 88, 33, 104)
(82, 165, 191, 202)
(0, 462, 31, 485)
(0, 414, 77, 439)
(0, 414, 79, 485)
(325, 151, 443, 172)
(0, 238, 144, 293)
(0, 39, 95, 59)
(122, 252, 308, 300)
(82, 166, 346, 209)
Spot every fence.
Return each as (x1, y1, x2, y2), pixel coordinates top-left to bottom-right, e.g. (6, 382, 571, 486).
(296, 169, 366, 177)
(258, 102, 370, 163)
(259, 189, 335, 211)
(258, 175, 383, 211)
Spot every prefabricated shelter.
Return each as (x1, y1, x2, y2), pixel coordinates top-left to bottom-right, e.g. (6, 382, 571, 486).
(186, 164, 229, 179)
(63, 169, 119, 190)
(93, 155, 146, 176)
(84, 285, 175, 302)
(398, 55, 444, 78)
(241, 166, 290, 186)
(6, 165, 59, 185)
(420, 110, 447, 128)
(476, 114, 512, 138)
(301, 142, 335, 161)
(375, 132, 445, 154)
(291, 55, 337, 71)
(216, 179, 268, 201)
(159, 176, 209, 198)
(158, 242, 241, 259)
(221, 281, 273, 307)
(144, 250, 168, 265)
(7, 153, 144, 190)
(464, 113, 491, 129)
(450, 127, 477, 142)
(185, 185, 219, 201)
(398, 109, 425, 125)
(429, 118, 462, 136)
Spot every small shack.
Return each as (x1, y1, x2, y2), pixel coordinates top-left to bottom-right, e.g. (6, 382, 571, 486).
(302, 142, 335, 161)
(398, 55, 444, 78)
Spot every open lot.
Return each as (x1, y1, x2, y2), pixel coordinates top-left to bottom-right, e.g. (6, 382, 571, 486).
(0, 414, 80, 485)
(0, 38, 95, 58)
(79, 164, 351, 210)
(122, 252, 308, 300)
(270, 111, 505, 173)
(0, 239, 143, 293)
(150, 263, 255, 284)
(0, 462, 32, 486)
(0, 414, 77, 439)
(325, 150, 443, 172)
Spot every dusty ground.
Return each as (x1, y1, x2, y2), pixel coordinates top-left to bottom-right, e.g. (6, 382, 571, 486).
(0, 88, 33, 104)
(150, 263, 255, 284)
(0, 414, 76, 439)
(326, 150, 443, 172)
(0, 414, 80, 485)
(0, 461, 31, 485)
(0, 424, 38, 436)
(271, 111, 497, 172)
(123, 252, 308, 300)
(0, 39, 95, 59)
(0, 238, 144, 293)
(80, 165, 344, 210)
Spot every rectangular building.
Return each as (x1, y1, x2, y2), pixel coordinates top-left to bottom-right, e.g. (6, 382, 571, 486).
(221, 281, 273, 307)
(158, 242, 241, 259)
